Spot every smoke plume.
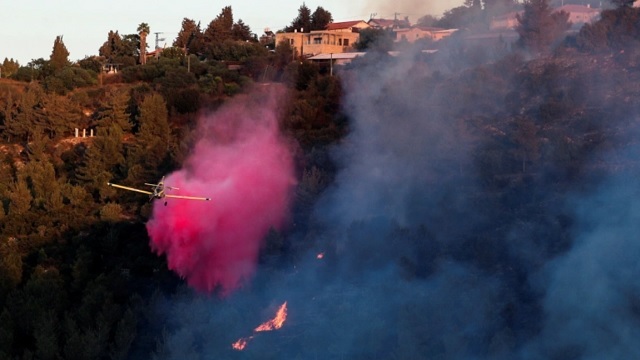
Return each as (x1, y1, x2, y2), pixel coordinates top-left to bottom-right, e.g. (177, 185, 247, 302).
(146, 85, 297, 295)
(149, 43, 640, 359)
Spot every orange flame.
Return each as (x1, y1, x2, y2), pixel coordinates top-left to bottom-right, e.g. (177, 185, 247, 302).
(232, 336, 252, 350)
(232, 301, 288, 351)
(255, 301, 288, 332)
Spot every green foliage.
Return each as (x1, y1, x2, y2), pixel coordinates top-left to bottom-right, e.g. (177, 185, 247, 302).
(310, 7, 333, 31)
(223, 82, 241, 96)
(204, 39, 267, 61)
(0, 309, 14, 357)
(1, 58, 20, 78)
(37, 94, 83, 138)
(232, 19, 254, 41)
(294, 61, 319, 91)
(354, 28, 396, 52)
(43, 66, 98, 95)
(109, 308, 137, 360)
(10, 82, 45, 141)
(160, 46, 185, 59)
(99, 31, 138, 67)
(6, 177, 32, 216)
(174, 18, 201, 50)
(50, 36, 70, 71)
(285, 3, 312, 32)
(576, 7, 640, 52)
(75, 130, 124, 197)
(436, 5, 484, 29)
(100, 202, 123, 222)
(129, 93, 171, 174)
(204, 6, 235, 43)
(13, 65, 37, 82)
(516, 0, 571, 54)
(77, 56, 103, 74)
(0, 238, 22, 290)
(94, 88, 132, 134)
(271, 41, 295, 78)
(34, 310, 59, 360)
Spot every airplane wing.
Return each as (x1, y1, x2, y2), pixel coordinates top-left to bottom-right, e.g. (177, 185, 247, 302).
(108, 183, 153, 195)
(165, 194, 211, 201)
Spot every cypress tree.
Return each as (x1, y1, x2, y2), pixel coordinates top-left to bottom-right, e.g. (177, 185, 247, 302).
(50, 36, 70, 71)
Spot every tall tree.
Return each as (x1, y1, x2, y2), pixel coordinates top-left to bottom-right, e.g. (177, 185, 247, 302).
(174, 18, 202, 53)
(204, 6, 234, 43)
(76, 126, 125, 198)
(1, 58, 20, 78)
(94, 88, 132, 134)
(129, 93, 170, 176)
(11, 82, 44, 141)
(232, 19, 253, 41)
(37, 94, 82, 139)
(50, 36, 70, 71)
(354, 28, 396, 51)
(311, 6, 333, 31)
(286, 3, 312, 32)
(516, 0, 571, 55)
(137, 23, 150, 65)
(6, 177, 32, 216)
(99, 31, 124, 59)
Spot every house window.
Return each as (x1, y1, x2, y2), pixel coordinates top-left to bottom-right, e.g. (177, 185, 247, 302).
(313, 37, 322, 44)
(289, 39, 294, 45)
(343, 39, 349, 46)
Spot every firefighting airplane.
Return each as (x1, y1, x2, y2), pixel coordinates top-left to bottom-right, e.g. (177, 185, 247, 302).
(107, 176, 211, 205)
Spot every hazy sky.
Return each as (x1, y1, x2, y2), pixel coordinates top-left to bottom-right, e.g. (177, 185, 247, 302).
(0, 0, 462, 65)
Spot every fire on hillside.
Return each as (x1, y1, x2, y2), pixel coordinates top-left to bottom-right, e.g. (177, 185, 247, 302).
(232, 301, 288, 351)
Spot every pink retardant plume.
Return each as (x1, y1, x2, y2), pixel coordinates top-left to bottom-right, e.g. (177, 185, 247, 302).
(146, 86, 297, 295)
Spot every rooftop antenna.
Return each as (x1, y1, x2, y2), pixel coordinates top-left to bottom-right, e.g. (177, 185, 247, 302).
(154, 32, 166, 50)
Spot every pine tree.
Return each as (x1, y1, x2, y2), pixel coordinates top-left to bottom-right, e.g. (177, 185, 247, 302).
(1, 58, 20, 78)
(174, 18, 200, 51)
(516, 0, 570, 54)
(50, 35, 70, 71)
(286, 4, 312, 32)
(94, 88, 132, 134)
(231, 19, 253, 41)
(0, 90, 16, 142)
(99, 31, 124, 59)
(21, 158, 63, 212)
(310, 7, 333, 31)
(0, 309, 14, 358)
(34, 311, 59, 360)
(0, 239, 22, 289)
(6, 177, 32, 216)
(76, 127, 125, 198)
(129, 93, 170, 175)
(204, 6, 234, 43)
(39, 93, 82, 139)
(12, 83, 44, 141)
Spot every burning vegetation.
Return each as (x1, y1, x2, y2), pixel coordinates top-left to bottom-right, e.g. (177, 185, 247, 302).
(232, 302, 288, 351)
(5, 2, 640, 360)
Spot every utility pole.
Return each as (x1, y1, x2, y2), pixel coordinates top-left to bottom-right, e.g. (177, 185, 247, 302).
(330, 53, 333, 76)
(154, 32, 166, 51)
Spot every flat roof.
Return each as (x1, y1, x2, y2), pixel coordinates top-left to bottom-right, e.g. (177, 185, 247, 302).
(307, 52, 366, 60)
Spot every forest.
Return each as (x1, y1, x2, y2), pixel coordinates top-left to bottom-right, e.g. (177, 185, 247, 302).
(2, 1, 640, 359)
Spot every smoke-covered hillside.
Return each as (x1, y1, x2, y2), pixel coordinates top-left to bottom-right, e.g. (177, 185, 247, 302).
(149, 12, 640, 360)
